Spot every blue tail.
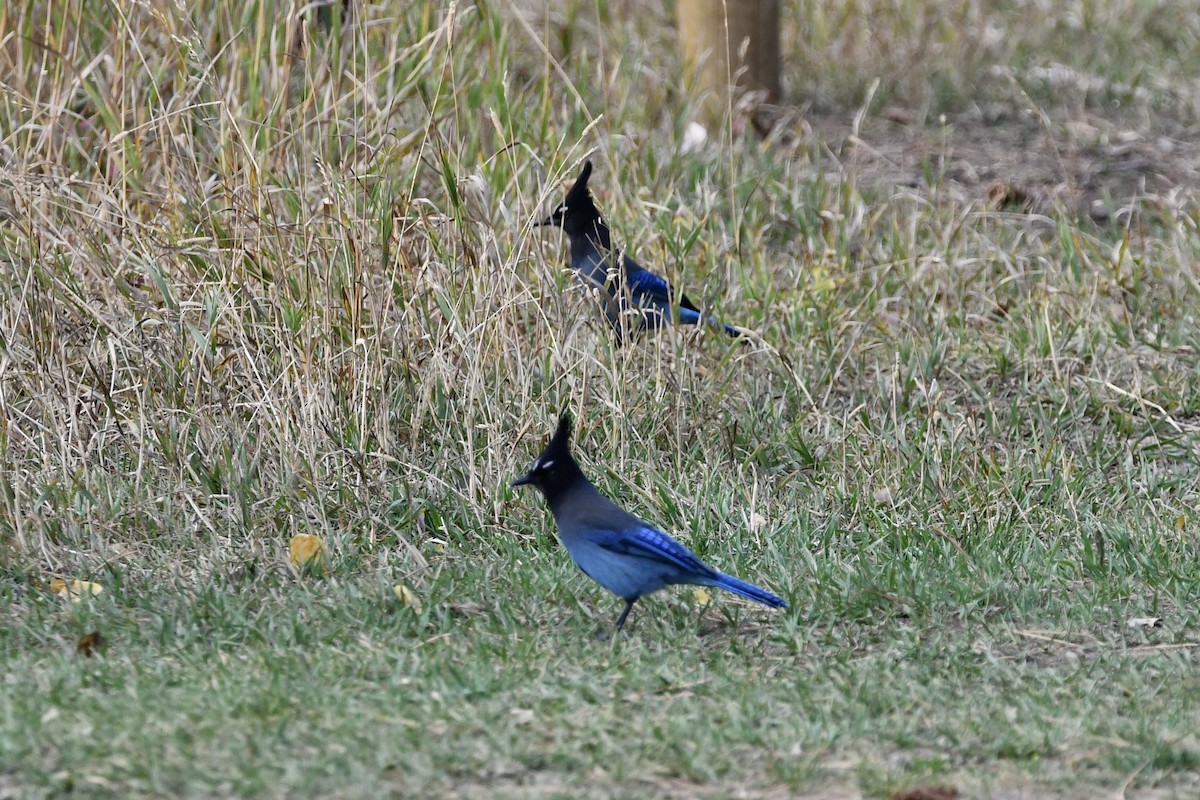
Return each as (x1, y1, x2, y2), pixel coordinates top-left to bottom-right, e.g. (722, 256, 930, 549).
(674, 307, 744, 339)
(707, 572, 787, 608)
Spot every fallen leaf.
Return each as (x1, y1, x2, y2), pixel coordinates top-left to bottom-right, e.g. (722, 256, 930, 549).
(49, 578, 104, 602)
(289, 534, 328, 573)
(986, 180, 1033, 211)
(809, 264, 837, 293)
(1127, 617, 1162, 629)
(681, 121, 708, 153)
(392, 584, 423, 614)
(891, 785, 959, 800)
(77, 631, 105, 657)
(509, 708, 535, 725)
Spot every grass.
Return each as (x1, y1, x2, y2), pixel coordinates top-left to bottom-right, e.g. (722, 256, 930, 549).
(2, 0, 1200, 797)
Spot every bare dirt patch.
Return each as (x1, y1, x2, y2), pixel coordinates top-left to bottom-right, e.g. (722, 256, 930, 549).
(797, 109, 1200, 223)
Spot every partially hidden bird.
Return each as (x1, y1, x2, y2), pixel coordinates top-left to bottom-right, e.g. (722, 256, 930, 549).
(512, 414, 787, 632)
(535, 160, 742, 341)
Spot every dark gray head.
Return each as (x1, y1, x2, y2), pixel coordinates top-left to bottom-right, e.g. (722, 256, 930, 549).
(534, 161, 603, 238)
(512, 413, 585, 499)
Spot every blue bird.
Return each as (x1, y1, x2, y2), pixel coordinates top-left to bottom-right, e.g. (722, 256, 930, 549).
(535, 161, 742, 342)
(512, 414, 787, 632)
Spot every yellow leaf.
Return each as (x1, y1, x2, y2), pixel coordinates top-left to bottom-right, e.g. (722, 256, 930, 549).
(49, 578, 104, 602)
(1177, 515, 1187, 532)
(289, 534, 328, 573)
(810, 265, 838, 293)
(392, 584, 423, 613)
(692, 587, 712, 605)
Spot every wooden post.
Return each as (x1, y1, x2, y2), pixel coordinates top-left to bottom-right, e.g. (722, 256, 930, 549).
(678, 0, 781, 127)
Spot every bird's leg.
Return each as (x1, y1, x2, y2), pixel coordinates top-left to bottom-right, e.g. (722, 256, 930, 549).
(613, 599, 636, 631)
(593, 600, 637, 641)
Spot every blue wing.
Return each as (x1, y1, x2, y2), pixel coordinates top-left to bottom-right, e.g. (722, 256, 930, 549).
(576, 250, 741, 339)
(602, 528, 787, 608)
(596, 525, 717, 579)
(622, 255, 701, 313)
(625, 265, 735, 332)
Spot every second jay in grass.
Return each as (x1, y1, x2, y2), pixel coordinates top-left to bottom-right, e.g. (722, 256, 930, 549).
(512, 414, 787, 632)
(535, 160, 742, 342)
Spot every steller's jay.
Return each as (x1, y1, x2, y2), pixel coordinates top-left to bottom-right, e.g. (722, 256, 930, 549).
(535, 161, 742, 342)
(512, 414, 787, 632)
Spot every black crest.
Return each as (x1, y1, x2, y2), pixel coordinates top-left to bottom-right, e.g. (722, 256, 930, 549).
(561, 161, 593, 213)
(512, 413, 581, 494)
(536, 161, 601, 234)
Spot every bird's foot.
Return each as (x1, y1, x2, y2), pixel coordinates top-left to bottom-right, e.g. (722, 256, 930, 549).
(593, 626, 627, 641)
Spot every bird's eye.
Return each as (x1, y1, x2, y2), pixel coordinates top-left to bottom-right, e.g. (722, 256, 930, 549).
(529, 457, 554, 473)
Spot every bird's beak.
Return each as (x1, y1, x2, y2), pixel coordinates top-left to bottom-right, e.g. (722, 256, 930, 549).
(533, 215, 553, 227)
(511, 473, 532, 487)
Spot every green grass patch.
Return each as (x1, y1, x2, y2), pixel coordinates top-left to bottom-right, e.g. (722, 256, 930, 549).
(2, 0, 1199, 797)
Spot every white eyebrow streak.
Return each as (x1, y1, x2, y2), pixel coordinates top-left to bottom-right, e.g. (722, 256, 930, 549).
(540, 459, 555, 470)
